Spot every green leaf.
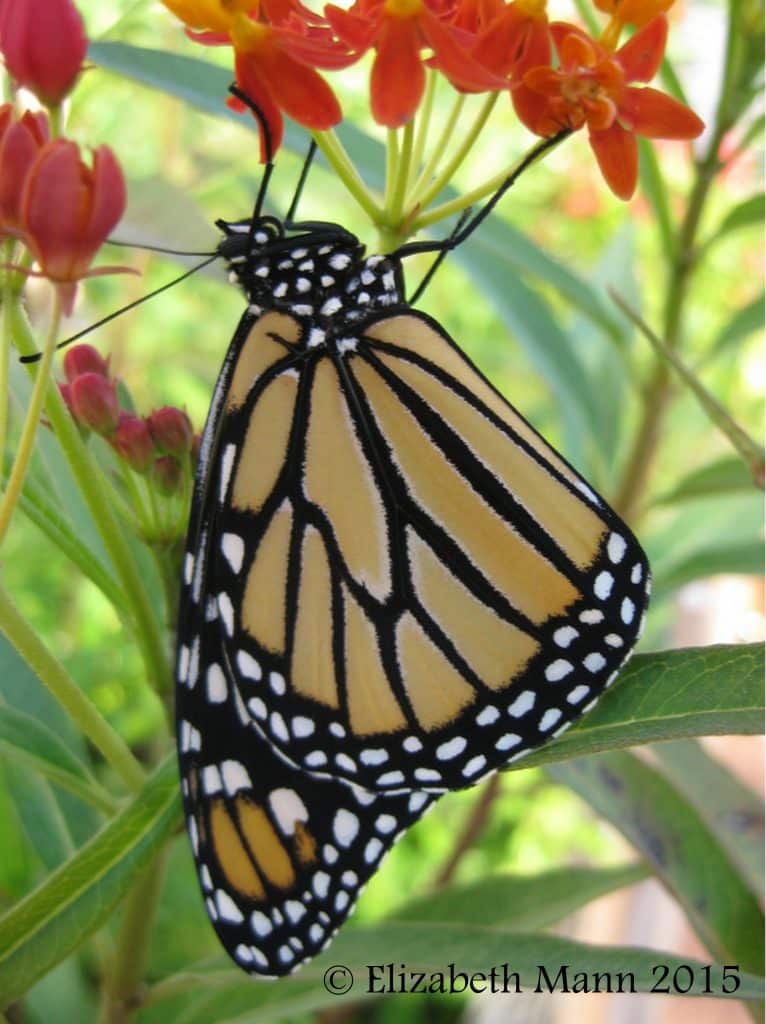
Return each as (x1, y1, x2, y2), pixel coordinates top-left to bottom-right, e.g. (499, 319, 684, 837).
(551, 752, 765, 977)
(707, 292, 765, 361)
(0, 705, 115, 814)
(142, 928, 764, 1024)
(654, 540, 764, 595)
(2, 765, 74, 873)
(711, 193, 765, 243)
(391, 863, 647, 928)
(515, 644, 764, 770)
(653, 739, 764, 901)
(655, 455, 756, 503)
(12, 468, 127, 614)
(0, 754, 180, 1006)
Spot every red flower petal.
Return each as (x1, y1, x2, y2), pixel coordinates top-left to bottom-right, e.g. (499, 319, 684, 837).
(589, 121, 638, 199)
(258, 46, 342, 130)
(0, 110, 49, 234)
(324, 3, 377, 49)
(370, 17, 425, 126)
(422, 6, 507, 92)
(471, 5, 530, 77)
(616, 14, 666, 83)
(512, 80, 566, 135)
(83, 147, 127, 255)
(619, 86, 705, 139)
(233, 53, 286, 156)
(21, 140, 126, 287)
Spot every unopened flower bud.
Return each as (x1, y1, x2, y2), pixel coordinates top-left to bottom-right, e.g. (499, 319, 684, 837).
(112, 414, 156, 473)
(70, 372, 119, 434)
(147, 406, 193, 457)
(152, 455, 183, 496)
(0, 0, 88, 106)
(63, 343, 109, 383)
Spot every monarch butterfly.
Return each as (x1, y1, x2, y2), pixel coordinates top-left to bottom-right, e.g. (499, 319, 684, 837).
(176, 107, 650, 977)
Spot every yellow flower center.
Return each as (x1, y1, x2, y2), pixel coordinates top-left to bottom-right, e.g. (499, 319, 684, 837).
(384, 0, 423, 19)
(230, 11, 269, 51)
(516, 0, 547, 19)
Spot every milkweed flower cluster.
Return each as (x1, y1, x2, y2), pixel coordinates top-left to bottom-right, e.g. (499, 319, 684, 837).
(0, 0, 127, 313)
(161, 0, 703, 199)
(60, 344, 197, 503)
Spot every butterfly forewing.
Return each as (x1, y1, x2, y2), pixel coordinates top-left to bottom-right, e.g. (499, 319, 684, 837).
(206, 305, 650, 794)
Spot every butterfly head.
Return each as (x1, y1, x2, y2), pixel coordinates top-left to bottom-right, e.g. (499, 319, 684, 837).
(215, 217, 404, 324)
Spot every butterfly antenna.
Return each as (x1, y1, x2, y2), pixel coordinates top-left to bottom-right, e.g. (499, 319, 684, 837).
(285, 140, 318, 227)
(18, 253, 220, 364)
(407, 206, 473, 305)
(395, 129, 570, 265)
(105, 238, 218, 257)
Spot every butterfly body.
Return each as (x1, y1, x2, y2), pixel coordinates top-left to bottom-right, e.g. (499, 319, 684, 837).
(176, 211, 650, 975)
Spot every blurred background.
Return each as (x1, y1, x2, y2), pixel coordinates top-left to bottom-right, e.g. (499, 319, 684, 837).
(2, 1, 763, 1022)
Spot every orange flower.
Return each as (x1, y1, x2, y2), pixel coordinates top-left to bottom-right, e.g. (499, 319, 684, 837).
(325, 0, 504, 127)
(469, 0, 550, 81)
(161, 0, 351, 156)
(514, 16, 704, 199)
(21, 141, 127, 313)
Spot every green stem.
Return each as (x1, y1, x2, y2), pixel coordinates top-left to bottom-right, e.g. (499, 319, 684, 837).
(383, 127, 399, 212)
(413, 131, 563, 234)
(98, 844, 170, 1024)
(408, 70, 437, 193)
(10, 305, 172, 692)
(0, 240, 14, 490)
(0, 583, 145, 792)
(609, 289, 765, 489)
(312, 129, 380, 222)
(0, 294, 62, 546)
(386, 119, 414, 227)
(411, 92, 498, 213)
(612, 14, 741, 521)
(408, 92, 465, 201)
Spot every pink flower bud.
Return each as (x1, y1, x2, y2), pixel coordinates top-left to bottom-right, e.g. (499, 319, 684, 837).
(62, 343, 109, 382)
(191, 432, 201, 467)
(147, 406, 193, 457)
(0, 105, 48, 236)
(0, 0, 88, 106)
(69, 371, 119, 434)
(111, 414, 156, 473)
(21, 140, 127, 314)
(152, 455, 183, 496)
(58, 381, 74, 414)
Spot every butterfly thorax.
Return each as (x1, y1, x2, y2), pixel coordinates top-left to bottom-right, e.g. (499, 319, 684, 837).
(217, 218, 405, 334)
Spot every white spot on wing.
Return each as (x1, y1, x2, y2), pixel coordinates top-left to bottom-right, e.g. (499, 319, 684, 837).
(206, 663, 228, 703)
(333, 809, 359, 847)
(269, 788, 309, 835)
(219, 445, 237, 503)
(221, 533, 245, 573)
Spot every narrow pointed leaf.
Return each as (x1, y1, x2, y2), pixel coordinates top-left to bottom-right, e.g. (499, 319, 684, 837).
(551, 752, 765, 976)
(390, 863, 647, 927)
(141, 928, 764, 1024)
(653, 739, 764, 900)
(515, 644, 764, 769)
(655, 455, 756, 503)
(0, 754, 180, 1005)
